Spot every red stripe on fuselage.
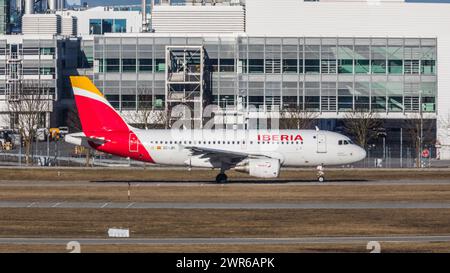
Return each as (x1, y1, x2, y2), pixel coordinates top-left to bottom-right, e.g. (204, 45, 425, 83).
(75, 95, 154, 163)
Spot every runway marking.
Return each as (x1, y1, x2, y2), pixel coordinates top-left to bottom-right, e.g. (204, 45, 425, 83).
(52, 203, 61, 208)
(2, 201, 450, 209)
(1, 235, 450, 245)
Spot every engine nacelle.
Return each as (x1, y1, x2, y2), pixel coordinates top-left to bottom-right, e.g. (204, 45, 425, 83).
(235, 158, 280, 178)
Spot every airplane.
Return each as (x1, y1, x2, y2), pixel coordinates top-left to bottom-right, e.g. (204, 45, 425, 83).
(65, 76, 367, 183)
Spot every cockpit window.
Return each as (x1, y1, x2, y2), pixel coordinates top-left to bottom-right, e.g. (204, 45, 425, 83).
(338, 140, 343, 145)
(339, 140, 352, 145)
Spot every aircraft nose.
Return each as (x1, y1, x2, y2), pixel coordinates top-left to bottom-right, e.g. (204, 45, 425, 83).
(357, 146, 367, 161)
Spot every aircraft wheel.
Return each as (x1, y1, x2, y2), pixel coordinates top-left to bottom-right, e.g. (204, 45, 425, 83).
(215, 173, 228, 183)
(318, 176, 325, 183)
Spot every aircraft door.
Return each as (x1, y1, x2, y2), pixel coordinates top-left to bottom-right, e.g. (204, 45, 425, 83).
(129, 132, 139, 153)
(317, 134, 327, 153)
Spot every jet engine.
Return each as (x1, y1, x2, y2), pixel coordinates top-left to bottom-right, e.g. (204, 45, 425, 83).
(234, 158, 280, 178)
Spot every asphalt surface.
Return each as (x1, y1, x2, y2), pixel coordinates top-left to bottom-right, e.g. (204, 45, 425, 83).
(1, 236, 450, 245)
(1, 179, 450, 187)
(1, 201, 450, 209)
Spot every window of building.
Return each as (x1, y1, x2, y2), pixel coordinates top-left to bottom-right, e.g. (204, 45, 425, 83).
(421, 60, 435, 75)
(249, 96, 264, 107)
(338, 59, 353, 74)
(105, 95, 120, 109)
(265, 58, 281, 73)
(113, 19, 126, 33)
(422, 97, 435, 112)
(138, 95, 153, 109)
(371, 96, 386, 112)
(321, 59, 337, 74)
(39, 67, 55, 75)
(106, 59, 120, 72)
(338, 96, 352, 111)
(89, 18, 127, 34)
(122, 95, 136, 109)
(388, 60, 403, 74)
(122, 59, 136, 72)
(155, 59, 165, 72)
(371, 60, 386, 74)
(248, 59, 264, 73)
(305, 96, 319, 111)
(154, 95, 165, 109)
(404, 60, 420, 74)
(355, 60, 370, 74)
(282, 59, 297, 73)
(139, 59, 152, 72)
(355, 96, 370, 111)
(387, 45, 403, 74)
(388, 96, 403, 112)
(210, 59, 219, 72)
(89, 19, 102, 34)
(304, 59, 320, 73)
(102, 19, 113, 33)
(219, 59, 235, 72)
(39, 47, 54, 55)
(282, 96, 298, 109)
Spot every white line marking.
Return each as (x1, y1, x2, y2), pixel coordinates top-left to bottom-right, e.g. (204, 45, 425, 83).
(126, 203, 135, 209)
(52, 202, 61, 208)
(27, 202, 36, 208)
(101, 203, 109, 208)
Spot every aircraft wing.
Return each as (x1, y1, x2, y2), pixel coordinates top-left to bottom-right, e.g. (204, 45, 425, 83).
(184, 146, 269, 165)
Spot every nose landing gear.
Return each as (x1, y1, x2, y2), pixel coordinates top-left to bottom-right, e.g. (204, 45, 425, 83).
(316, 164, 325, 183)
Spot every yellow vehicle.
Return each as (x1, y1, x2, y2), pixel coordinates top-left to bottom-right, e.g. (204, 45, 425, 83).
(49, 128, 61, 141)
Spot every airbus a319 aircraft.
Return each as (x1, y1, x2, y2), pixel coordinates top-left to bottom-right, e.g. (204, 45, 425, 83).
(65, 76, 366, 183)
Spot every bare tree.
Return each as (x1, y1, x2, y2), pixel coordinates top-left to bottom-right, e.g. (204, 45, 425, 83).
(404, 113, 435, 168)
(343, 109, 381, 148)
(66, 106, 93, 167)
(124, 87, 168, 129)
(279, 107, 319, 130)
(7, 81, 52, 165)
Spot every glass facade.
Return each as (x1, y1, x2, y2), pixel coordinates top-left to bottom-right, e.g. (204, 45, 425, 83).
(0, 0, 9, 34)
(89, 19, 127, 35)
(93, 36, 436, 113)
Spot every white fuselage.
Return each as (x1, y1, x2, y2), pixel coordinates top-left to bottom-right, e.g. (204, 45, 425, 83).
(132, 129, 366, 168)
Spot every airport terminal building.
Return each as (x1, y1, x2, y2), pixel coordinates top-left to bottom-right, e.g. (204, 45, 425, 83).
(1, 0, 450, 160)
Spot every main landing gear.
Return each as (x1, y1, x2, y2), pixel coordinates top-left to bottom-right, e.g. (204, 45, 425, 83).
(316, 164, 325, 183)
(215, 172, 228, 183)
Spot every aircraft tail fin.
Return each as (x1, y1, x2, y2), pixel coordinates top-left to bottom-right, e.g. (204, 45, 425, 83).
(69, 76, 130, 134)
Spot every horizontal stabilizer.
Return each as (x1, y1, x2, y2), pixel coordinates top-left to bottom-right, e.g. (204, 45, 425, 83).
(65, 132, 107, 148)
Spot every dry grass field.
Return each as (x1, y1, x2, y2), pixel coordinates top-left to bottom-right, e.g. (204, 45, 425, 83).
(2, 242, 450, 253)
(1, 167, 450, 252)
(1, 208, 450, 238)
(0, 167, 449, 182)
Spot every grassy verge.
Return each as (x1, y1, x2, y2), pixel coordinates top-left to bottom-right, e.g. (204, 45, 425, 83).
(1, 208, 450, 238)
